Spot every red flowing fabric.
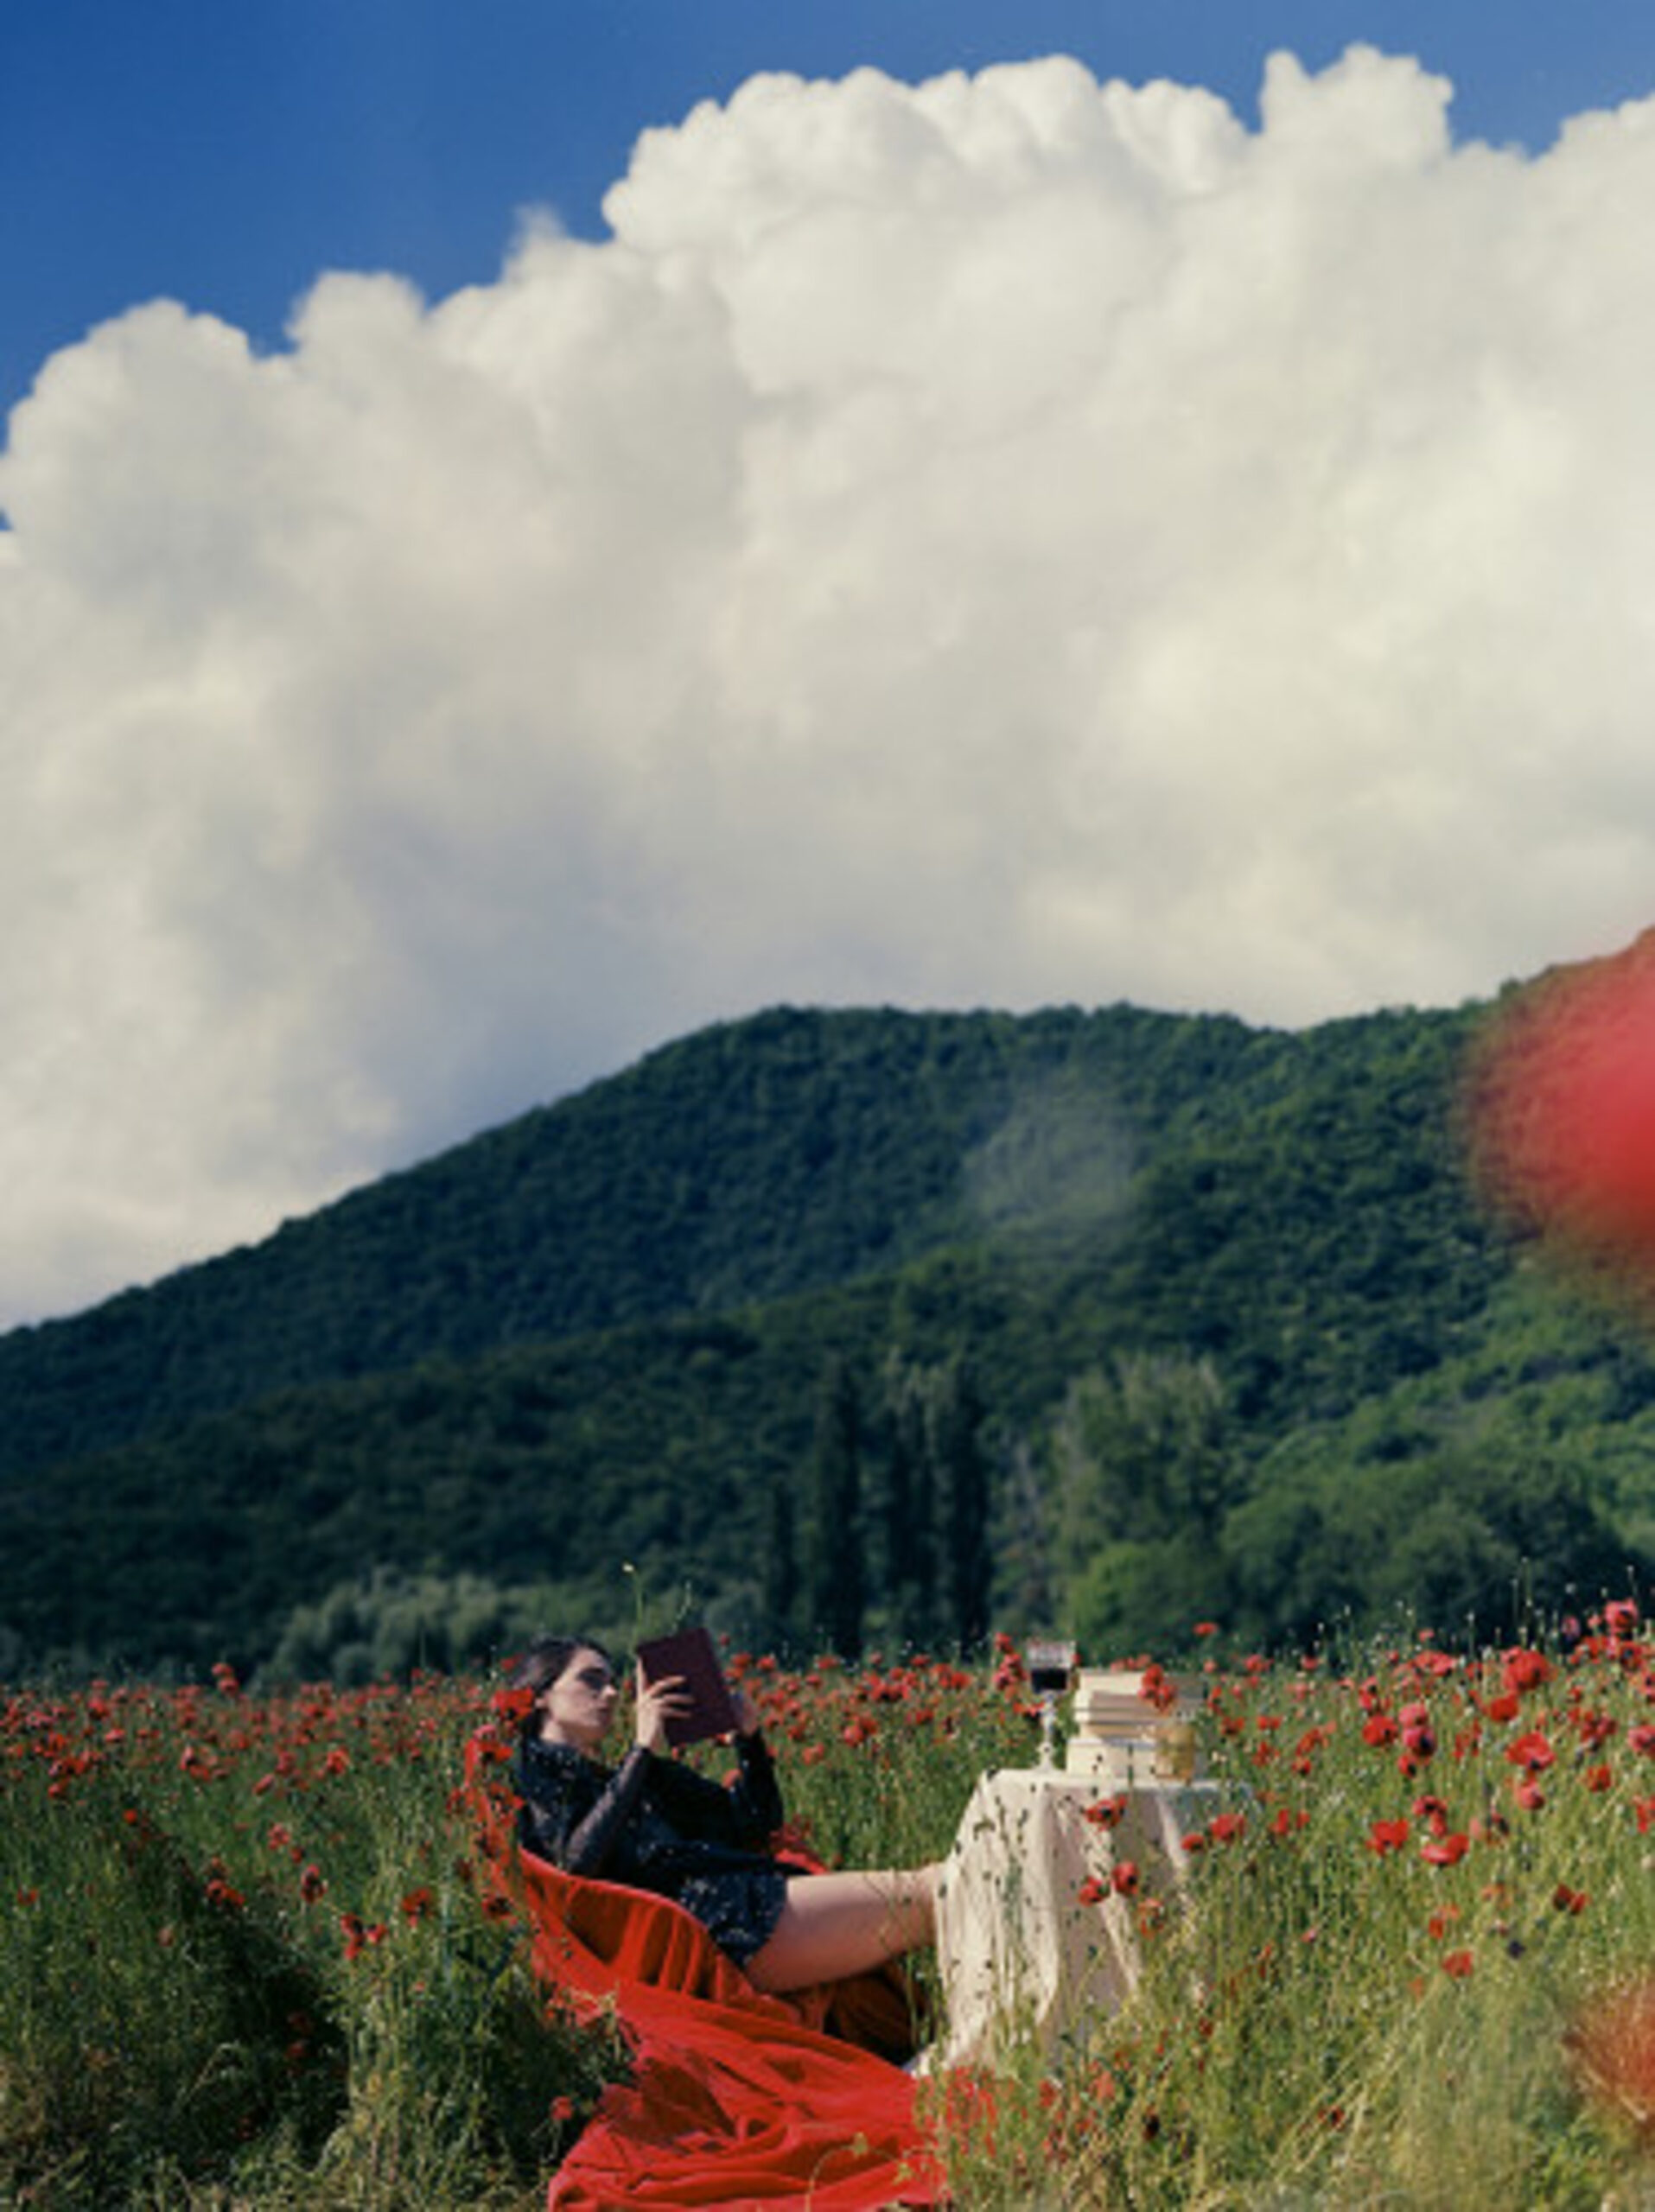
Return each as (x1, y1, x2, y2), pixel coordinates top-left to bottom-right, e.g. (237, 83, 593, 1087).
(521, 1852, 947, 2210)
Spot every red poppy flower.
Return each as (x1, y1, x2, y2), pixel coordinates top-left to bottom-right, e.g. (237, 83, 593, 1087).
(1501, 1649, 1554, 1698)
(1084, 1795, 1127, 1829)
(1421, 1833, 1470, 1867)
(1441, 1948, 1474, 1980)
(1505, 1730, 1556, 1774)
(1111, 1860, 1141, 1897)
(1410, 1797, 1452, 1842)
(1138, 1665, 1179, 1714)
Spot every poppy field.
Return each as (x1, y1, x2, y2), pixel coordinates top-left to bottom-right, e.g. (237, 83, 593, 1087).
(3, 1614, 1653, 2209)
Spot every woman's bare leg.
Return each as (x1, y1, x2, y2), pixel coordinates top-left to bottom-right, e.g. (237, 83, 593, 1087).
(746, 1865, 941, 1994)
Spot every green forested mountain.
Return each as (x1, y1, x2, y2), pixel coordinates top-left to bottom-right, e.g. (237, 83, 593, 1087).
(1, 997, 1650, 1677)
(0, 1002, 1221, 1471)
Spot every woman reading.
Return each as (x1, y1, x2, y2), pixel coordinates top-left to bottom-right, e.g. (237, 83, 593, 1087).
(509, 1634, 939, 1994)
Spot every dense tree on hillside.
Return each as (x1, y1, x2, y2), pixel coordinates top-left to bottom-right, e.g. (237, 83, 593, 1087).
(994, 1437, 1060, 1637)
(1057, 1354, 1236, 1550)
(1053, 1353, 1244, 1656)
(806, 1357, 865, 1659)
(878, 1356, 938, 1646)
(933, 1359, 992, 1654)
(761, 1480, 802, 1656)
(264, 1567, 547, 1685)
(1225, 1421, 1645, 1647)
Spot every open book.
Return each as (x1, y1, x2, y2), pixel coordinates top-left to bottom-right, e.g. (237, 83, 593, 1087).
(635, 1625, 741, 1748)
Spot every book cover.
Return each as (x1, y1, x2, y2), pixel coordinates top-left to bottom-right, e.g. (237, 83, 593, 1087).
(635, 1625, 740, 1748)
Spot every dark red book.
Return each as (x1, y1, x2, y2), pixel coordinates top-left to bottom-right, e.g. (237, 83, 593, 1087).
(635, 1626, 740, 1748)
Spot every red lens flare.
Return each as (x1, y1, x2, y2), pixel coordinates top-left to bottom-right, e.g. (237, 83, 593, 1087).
(1468, 931, 1655, 1299)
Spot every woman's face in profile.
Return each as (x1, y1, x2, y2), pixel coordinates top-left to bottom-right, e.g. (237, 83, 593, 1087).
(538, 1645, 620, 1752)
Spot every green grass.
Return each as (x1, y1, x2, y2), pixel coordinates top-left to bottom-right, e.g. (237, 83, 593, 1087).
(4, 1623, 1653, 2207)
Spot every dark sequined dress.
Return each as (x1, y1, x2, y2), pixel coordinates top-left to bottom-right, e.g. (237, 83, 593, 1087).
(517, 1730, 792, 1968)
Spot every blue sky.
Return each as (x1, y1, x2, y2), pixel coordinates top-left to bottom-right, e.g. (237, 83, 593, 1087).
(4, 3, 1655, 1325)
(6, 2, 1651, 426)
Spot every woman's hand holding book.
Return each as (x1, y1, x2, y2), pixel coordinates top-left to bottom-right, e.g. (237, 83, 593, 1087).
(634, 1668, 691, 1754)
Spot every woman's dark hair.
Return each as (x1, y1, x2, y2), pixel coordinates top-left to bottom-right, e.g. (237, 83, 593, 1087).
(506, 1634, 615, 1734)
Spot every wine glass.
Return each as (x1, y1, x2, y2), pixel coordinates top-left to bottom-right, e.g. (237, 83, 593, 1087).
(1025, 1638, 1078, 1770)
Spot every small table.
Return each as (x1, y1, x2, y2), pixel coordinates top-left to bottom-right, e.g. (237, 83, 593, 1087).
(930, 1765, 1226, 2069)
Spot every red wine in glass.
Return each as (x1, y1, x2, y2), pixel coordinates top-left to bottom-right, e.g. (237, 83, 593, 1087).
(1026, 1639, 1077, 1767)
(1026, 1639, 1076, 1694)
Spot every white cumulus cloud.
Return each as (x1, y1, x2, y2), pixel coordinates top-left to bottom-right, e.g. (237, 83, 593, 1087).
(4, 46, 1655, 1325)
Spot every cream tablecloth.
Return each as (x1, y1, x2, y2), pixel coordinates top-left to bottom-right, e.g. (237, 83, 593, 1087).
(930, 1766, 1225, 2069)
